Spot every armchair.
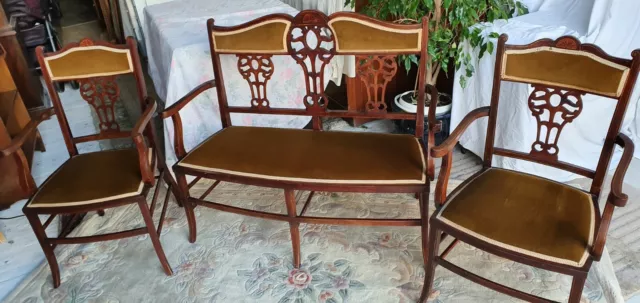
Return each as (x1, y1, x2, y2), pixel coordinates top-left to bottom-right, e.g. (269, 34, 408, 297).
(420, 35, 640, 303)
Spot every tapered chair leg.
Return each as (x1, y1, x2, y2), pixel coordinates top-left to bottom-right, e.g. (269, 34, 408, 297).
(25, 212, 61, 288)
(284, 189, 301, 268)
(568, 274, 587, 303)
(137, 199, 173, 276)
(176, 172, 197, 243)
(419, 190, 430, 265)
(419, 224, 442, 303)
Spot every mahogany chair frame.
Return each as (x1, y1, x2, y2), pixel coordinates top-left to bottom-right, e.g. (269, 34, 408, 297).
(161, 10, 439, 268)
(9, 37, 176, 288)
(420, 35, 640, 303)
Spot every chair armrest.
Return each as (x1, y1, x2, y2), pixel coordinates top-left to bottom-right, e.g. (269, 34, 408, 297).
(606, 133, 635, 207)
(0, 107, 55, 158)
(132, 98, 158, 185)
(160, 80, 216, 119)
(160, 80, 216, 159)
(591, 133, 635, 260)
(431, 106, 490, 158)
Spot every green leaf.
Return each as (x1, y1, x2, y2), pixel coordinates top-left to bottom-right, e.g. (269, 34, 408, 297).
(489, 32, 500, 38)
(487, 41, 495, 54)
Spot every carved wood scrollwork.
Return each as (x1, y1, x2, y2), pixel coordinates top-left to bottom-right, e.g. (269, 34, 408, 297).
(78, 76, 121, 132)
(356, 55, 398, 113)
(237, 55, 274, 108)
(528, 85, 584, 160)
(288, 11, 335, 112)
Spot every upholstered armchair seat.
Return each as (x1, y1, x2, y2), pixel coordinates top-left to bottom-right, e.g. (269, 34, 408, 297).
(176, 126, 426, 185)
(435, 168, 595, 267)
(26, 149, 148, 208)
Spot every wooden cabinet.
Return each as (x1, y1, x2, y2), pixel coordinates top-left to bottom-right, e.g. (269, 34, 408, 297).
(0, 43, 43, 210)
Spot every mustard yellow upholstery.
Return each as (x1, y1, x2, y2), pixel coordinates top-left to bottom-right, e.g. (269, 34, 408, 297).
(329, 17, 421, 53)
(27, 149, 145, 208)
(177, 126, 426, 184)
(503, 48, 629, 97)
(45, 48, 132, 81)
(436, 168, 595, 267)
(212, 20, 290, 53)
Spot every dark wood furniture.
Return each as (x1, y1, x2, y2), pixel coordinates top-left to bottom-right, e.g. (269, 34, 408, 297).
(161, 10, 439, 268)
(2, 37, 176, 288)
(420, 35, 639, 303)
(0, 4, 44, 111)
(0, 42, 45, 210)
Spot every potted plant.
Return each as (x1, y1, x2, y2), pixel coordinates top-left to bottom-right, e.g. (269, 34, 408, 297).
(345, 0, 529, 116)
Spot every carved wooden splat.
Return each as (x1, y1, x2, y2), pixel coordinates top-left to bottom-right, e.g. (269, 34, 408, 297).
(288, 11, 335, 112)
(356, 55, 398, 113)
(237, 55, 274, 108)
(78, 76, 121, 132)
(528, 85, 584, 160)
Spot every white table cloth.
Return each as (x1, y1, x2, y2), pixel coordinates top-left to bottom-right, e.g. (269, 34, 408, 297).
(143, 0, 313, 167)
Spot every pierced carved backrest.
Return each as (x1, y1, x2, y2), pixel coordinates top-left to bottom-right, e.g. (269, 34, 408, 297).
(487, 35, 640, 193)
(37, 38, 148, 156)
(209, 14, 293, 114)
(208, 11, 428, 130)
(329, 13, 423, 114)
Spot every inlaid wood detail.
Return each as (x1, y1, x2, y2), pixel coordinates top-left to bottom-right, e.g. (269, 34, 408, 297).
(356, 55, 398, 113)
(237, 55, 274, 108)
(528, 85, 584, 160)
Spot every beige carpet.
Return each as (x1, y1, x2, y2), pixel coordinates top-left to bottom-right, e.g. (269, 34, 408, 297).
(6, 149, 639, 302)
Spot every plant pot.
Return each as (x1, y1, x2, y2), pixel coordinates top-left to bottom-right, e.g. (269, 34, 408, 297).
(392, 90, 452, 146)
(393, 90, 452, 116)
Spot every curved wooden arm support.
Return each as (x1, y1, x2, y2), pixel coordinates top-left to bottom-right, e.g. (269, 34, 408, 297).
(591, 133, 635, 260)
(430, 106, 490, 205)
(161, 80, 216, 119)
(0, 107, 55, 158)
(132, 99, 158, 185)
(431, 106, 490, 158)
(160, 80, 216, 160)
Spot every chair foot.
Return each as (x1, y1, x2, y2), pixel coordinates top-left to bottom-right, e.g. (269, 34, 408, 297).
(184, 201, 197, 243)
(138, 199, 173, 276)
(419, 191, 430, 265)
(568, 274, 587, 303)
(419, 225, 441, 303)
(97, 210, 105, 216)
(25, 212, 61, 288)
(176, 173, 196, 242)
(284, 189, 301, 268)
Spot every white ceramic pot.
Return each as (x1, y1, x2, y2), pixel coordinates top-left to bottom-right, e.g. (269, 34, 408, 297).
(394, 90, 452, 116)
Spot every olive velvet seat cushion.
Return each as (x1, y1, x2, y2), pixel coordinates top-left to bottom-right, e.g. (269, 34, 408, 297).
(436, 168, 595, 267)
(27, 149, 145, 208)
(176, 126, 426, 184)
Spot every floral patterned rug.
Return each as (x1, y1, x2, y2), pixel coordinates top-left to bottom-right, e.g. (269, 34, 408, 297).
(4, 178, 633, 303)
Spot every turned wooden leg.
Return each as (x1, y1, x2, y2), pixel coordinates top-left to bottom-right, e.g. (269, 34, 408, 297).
(418, 224, 441, 303)
(176, 173, 196, 243)
(418, 190, 430, 265)
(568, 274, 587, 303)
(284, 189, 301, 268)
(137, 198, 173, 276)
(25, 211, 61, 288)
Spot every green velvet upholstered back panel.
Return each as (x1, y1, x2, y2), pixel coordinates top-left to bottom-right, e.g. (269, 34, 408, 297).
(211, 19, 291, 54)
(43, 47, 133, 81)
(328, 17, 422, 54)
(502, 47, 630, 97)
